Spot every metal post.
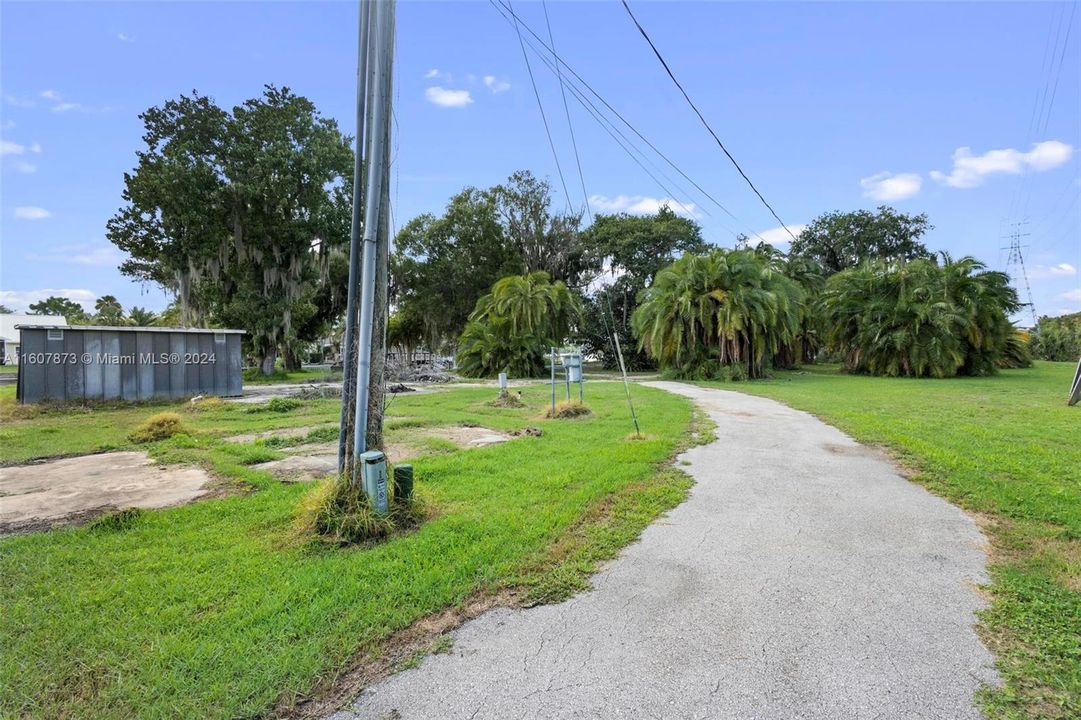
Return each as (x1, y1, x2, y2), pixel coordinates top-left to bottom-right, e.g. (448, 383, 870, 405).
(352, 0, 394, 485)
(606, 294, 640, 436)
(337, 0, 374, 476)
(550, 346, 556, 416)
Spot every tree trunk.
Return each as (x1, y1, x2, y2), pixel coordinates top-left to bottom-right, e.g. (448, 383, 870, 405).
(259, 348, 277, 376)
(283, 345, 302, 372)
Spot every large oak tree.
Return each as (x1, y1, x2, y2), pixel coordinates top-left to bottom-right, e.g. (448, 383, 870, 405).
(107, 86, 353, 374)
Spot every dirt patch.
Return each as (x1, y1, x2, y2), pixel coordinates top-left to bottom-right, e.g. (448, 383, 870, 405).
(276, 589, 520, 720)
(0, 451, 211, 535)
(253, 427, 511, 483)
(424, 425, 510, 448)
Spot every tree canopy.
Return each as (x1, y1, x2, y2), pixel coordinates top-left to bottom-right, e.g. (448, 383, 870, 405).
(28, 296, 89, 323)
(632, 248, 804, 379)
(107, 85, 354, 373)
(789, 206, 932, 274)
(821, 255, 1020, 377)
(393, 170, 597, 352)
(456, 271, 580, 378)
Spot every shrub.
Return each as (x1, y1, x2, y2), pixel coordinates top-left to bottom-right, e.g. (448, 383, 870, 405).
(1030, 312, 1081, 361)
(128, 412, 185, 443)
(545, 401, 592, 419)
(997, 330, 1034, 369)
(298, 477, 426, 545)
(821, 255, 1021, 378)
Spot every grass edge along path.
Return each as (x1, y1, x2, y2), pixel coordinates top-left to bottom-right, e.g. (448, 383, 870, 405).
(0, 382, 708, 719)
(699, 362, 1079, 720)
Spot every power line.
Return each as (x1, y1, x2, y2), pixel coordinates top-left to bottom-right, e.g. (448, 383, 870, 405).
(619, 0, 797, 242)
(489, 0, 736, 241)
(490, 0, 765, 243)
(541, 0, 591, 222)
(507, 0, 573, 211)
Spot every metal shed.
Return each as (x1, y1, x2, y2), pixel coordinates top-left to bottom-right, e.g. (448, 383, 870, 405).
(15, 325, 245, 404)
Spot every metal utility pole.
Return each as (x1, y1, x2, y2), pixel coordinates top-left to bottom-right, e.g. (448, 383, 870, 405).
(1001, 219, 1037, 327)
(365, 3, 396, 453)
(337, 0, 375, 475)
(338, 0, 396, 486)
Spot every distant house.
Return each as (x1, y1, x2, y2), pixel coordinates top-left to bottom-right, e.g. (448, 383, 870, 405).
(0, 313, 67, 365)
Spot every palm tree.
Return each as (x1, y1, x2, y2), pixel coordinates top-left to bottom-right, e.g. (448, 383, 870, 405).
(93, 295, 125, 325)
(820, 255, 1021, 378)
(127, 306, 159, 326)
(456, 271, 581, 377)
(632, 248, 803, 379)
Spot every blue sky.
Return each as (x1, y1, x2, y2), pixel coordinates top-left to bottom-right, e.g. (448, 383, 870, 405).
(2, 1, 1079, 320)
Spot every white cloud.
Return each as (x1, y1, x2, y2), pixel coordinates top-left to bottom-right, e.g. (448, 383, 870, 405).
(25, 245, 119, 266)
(51, 102, 81, 113)
(0, 288, 98, 313)
(29, 143, 41, 153)
(424, 68, 441, 79)
(13, 206, 51, 220)
(425, 86, 473, 108)
(752, 224, 808, 247)
(13, 161, 36, 174)
(117, 32, 134, 43)
(483, 75, 511, 94)
(40, 90, 61, 100)
(1029, 263, 1077, 280)
(1060, 288, 1081, 302)
(5, 95, 35, 108)
(859, 171, 922, 201)
(1, 140, 25, 155)
(589, 194, 700, 218)
(930, 140, 1074, 189)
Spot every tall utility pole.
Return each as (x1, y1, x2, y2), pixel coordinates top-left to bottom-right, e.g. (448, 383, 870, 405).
(337, 0, 375, 476)
(1002, 219, 1037, 327)
(339, 0, 396, 485)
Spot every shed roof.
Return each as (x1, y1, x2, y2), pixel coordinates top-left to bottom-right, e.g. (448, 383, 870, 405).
(15, 324, 245, 334)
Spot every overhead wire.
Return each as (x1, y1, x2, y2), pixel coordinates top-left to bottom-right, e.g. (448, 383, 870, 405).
(507, 0, 573, 212)
(620, 0, 797, 242)
(489, 0, 736, 242)
(541, 0, 591, 222)
(489, 0, 763, 244)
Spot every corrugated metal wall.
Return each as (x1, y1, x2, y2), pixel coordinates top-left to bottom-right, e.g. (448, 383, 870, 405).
(16, 327, 244, 404)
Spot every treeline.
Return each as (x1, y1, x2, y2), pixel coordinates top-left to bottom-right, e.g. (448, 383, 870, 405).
(24, 295, 178, 328)
(101, 88, 1069, 377)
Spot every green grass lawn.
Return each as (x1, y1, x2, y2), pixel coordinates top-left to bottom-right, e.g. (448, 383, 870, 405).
(703, 361, 1080, 720)
(0, 382, 696, 719)
(243, 366, 343, 384)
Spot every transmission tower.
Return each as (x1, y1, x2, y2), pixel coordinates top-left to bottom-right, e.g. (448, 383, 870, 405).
(1001, 219, 1038, 327)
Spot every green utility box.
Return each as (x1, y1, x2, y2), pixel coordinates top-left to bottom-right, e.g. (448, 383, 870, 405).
(359, 450, 389, 515)
(393, 464, 414, 503)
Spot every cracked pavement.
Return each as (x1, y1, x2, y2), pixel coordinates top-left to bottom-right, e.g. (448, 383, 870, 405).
(328, 382, 998, 720)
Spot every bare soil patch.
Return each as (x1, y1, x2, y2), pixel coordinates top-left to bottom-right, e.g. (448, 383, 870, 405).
(0, 451, 211, 535)
(252, 426, 511, 483)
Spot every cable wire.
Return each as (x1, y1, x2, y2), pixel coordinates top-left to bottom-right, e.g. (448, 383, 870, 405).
(508, 0, 573, 211)
(620, 0, 797, 242)
(542, 0, 591, 222)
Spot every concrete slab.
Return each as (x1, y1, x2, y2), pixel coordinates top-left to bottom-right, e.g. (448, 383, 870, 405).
(0, 451, 210, 533)
(329, 382, 998, 720)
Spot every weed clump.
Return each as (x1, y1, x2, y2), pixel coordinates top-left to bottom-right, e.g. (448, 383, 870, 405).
(88, 507, 144, 532)
(488, 391, 526, 409)
(247, 397, 302, 414)
(299, 477, 426, 545)
(129, 412, 185, 443)
(186, 395, 224, 412)
(545, 401, 592, 419)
